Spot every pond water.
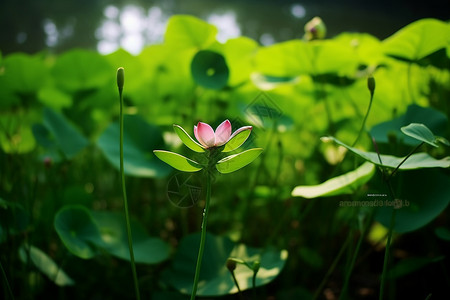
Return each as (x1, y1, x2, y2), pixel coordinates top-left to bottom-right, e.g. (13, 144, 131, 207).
(1, 0, 448, 55)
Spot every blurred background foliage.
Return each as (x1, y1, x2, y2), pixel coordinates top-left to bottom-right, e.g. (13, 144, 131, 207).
(1, 1, 450, 299)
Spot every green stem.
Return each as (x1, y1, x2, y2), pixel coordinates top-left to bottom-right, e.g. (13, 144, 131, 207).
(0, 259, 14, 300)
(229, 269, 244, 300)
(379, 205, 396, 300)
(406, 63, 415, 103)
(388, 142, 424, 179)
(190, 171, 212, 300)
(252, 266, 259, 300)
(118, 74, 141, 300)
(351, 88, 374, 148)
(339, 211, 372, 299)
(313, 235, 351, 300)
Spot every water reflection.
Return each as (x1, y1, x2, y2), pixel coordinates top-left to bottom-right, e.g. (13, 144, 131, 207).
(290, 4, 306, 19)
(207, 11, 241, 43)
(95, 5, 243, 54)
(96, 5, 168, 54)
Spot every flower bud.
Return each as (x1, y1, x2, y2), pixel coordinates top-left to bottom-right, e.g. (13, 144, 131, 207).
(367, 76, 375, 95)
(304, 17, 326, 41)
(226, 258, 237, 272)
(44, 156, 52, 169)
(252, 261, 260, 273)
(117, 67, 124, 90)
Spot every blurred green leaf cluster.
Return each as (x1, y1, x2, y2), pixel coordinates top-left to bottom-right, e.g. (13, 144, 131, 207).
(1, 16, 449, 299)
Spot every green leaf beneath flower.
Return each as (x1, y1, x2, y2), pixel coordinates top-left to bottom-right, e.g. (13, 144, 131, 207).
(153, 150, 203, 172)
(222, 129, 251, 152)
(292, 162, 375, 198)
(401, 123, 446, 147)
(216, 148, 263, 174)
(173, 124, 204, 152)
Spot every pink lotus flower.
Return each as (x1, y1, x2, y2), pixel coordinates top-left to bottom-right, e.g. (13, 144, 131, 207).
(194, 119, 252, 149)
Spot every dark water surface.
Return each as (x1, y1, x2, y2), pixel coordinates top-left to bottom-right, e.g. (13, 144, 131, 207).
(1, 0, 449, 55)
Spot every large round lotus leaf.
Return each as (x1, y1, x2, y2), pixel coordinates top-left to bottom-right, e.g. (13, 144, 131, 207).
(91, 211, 170, 265)
(254, 40, 357, 77)
(165, 15, 217, 49)
(0, 110, 38, 154)
(223, 37, 259, 86)
(34, 108, 88, 160)
(383, 18, 450, 61)
(51, 49, 112, 91)
(97, 114, 172, 178)
(370, 104, 448, 146)
(2, 53, 49, 94)
(375, 169, 450, 233)
(54, 206, 102, 259)
(162, 233, 288, 296)
(191, 50, 229, 90)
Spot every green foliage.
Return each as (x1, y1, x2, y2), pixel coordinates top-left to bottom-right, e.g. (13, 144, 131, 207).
(164, 15, 217, 49)
(191, 50, 229, 89)
(370, 104, 448, 146)
(216, 148, 264, 174)
(386, 256, 445, 279)
(1, 15, 449, 300)
(383, 19, 449, 62)
(162, 233, 287, 296)
(292, 162, 375, 198)
(54, 205, 102, 259)
(375, 169, 450, 233)
(19, 245, 75, 286)
(91, 211, 170, 264)
(153, 150, 203, 172)
(33, 108, 88, 160)
(52, 49, 112, 91)
(401, 123, 449, 147)
(54, 206, 170, 263)
(2, 53, 49, 94)
(173, 124, 205, 153)
(325, 136, 450, 169)
(97, 115, 172, 177)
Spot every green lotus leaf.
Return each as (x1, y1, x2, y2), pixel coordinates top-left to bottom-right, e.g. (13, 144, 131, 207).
(216, 148, 263, 174)
(222, 129, 252, 153)
(19, 245, 75, 286)
(153, 150, 203, 172)
(292, 162, 375, 198)
(173, 124, 204, 152)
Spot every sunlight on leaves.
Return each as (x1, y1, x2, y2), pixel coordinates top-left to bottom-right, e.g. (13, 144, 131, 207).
(162, 233, 287, 296)
(19, 245, 75, 286)
(325, 137, 450, 170)
(216, 148, 263, 174)
(383, 18, 450, 61)
(292, 162, 375, 198)
(153, 150, 203, 172)
(173, 124, 205, 153)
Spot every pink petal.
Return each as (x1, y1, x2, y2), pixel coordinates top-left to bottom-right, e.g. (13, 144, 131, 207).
(214, 120, 232, 146)
(195, 122, 216, 148)
(229, 126, 252, 140)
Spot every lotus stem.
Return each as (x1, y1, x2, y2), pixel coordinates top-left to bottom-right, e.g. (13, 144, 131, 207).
(118, 67, 141, 300)
(190, 168, 212, 300)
